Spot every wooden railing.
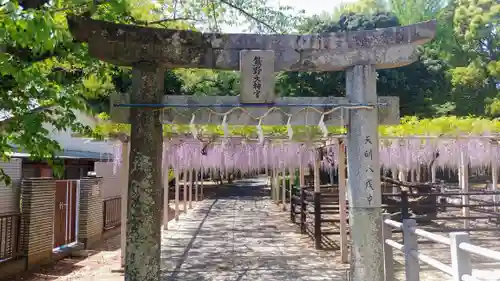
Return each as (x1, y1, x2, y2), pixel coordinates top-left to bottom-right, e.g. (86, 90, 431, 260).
(383, 214, 500, 281)
(103, 197, 121, 231)
(289, 186, 326, 249)
(0, 213, 21, 262)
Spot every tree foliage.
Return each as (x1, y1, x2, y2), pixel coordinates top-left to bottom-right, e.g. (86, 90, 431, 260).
(0, 0, 101, 181)
(386, 0, 499, 116)
(276, 12, 452, 117)
(451, 0, 499, 116)
(0, 0, 303, 178)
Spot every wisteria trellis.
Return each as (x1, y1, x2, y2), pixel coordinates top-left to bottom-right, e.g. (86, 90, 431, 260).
(112, 138, 500, 174)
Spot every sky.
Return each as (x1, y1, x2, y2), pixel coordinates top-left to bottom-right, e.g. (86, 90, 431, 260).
(221, 0, 357, 32)
(276, 0, 356, 16)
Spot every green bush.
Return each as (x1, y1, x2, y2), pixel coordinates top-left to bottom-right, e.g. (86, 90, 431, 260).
(168, 169, 175, 182)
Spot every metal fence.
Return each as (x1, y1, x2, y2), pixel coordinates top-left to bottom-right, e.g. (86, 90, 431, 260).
(0, 213, 21, 262)
(382, 214, 500, 281)
(103, 197, 121, 231)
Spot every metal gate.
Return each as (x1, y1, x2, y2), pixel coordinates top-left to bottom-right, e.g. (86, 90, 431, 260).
(53, 180, 79, 249)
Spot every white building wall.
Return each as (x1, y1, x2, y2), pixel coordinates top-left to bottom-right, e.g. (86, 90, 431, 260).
(43, 109, 115, 155)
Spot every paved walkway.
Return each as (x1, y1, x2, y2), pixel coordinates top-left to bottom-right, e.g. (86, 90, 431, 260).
(161, 178, 350, 281)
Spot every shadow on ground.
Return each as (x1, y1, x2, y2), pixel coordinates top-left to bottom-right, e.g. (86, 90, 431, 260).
(161, 178, 349, 281)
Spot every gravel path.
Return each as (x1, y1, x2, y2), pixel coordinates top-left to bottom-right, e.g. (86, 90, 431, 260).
(161, 178, 350, 281)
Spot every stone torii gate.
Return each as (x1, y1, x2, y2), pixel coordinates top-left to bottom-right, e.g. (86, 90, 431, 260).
(67, 16, 435, 281)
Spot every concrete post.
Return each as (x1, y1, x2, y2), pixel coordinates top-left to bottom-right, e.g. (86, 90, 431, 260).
(289, 166, 295, 219)
(282, 166, 287, 210)
(289, 166, 294, 204)
(183, 169, 188, 212)
(431, 164, 436, 183)
(224, 166, 228, 183)
(398, 169, 406, 183)
(299, 164, 305, 188)
(345, 65, 384, 281)
(314, 150, 320, 193)
(275, 168, 280, 203)
(381, 213, 394, 281)
(195, 168, 199, 202)
(403, 219, 419, 281)
(200, 166, 204, 200)
(174, 168, 180, 221)
(264, 145, 268, 184)
(270, 168, 274, 200)
(299, 163, 306, 233)
(459, 150, 469, 229)
(162, 146, 169, 229)
(330, 169, 334, 185)
(126, 65, 164, 281)
(491, 153, 498, 210)
(391, 168, 398, 193)
(189, 168, 194, 209)
(338, 140, 348, 263)
(120, 141, 130, 267)
(450, 232, 472, 281)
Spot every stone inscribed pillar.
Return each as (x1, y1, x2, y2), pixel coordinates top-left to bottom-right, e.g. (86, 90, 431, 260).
(162, 143, 170, 229)
(346, 65, 384, 281)
(240, 50, 275, 104)
(78, 177, 104, 248)
(20, 178, 56, 269)
(126, 64, 164, 281)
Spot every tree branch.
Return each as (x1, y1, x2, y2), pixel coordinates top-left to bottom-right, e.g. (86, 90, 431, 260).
(130, 16, 202, 26)
(216, 0, 277, 33)
(209, 0, 220, 32)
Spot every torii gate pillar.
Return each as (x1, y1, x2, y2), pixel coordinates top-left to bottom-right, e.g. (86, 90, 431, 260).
(67, 16, 436, 281)
(124, 64, 164, 280)
(346, 64, 382, 278)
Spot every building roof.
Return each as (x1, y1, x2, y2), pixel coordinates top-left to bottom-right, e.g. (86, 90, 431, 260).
(10, 149, 114, 161)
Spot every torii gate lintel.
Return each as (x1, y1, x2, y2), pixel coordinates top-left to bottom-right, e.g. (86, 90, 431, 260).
(67, 16, 436, 71)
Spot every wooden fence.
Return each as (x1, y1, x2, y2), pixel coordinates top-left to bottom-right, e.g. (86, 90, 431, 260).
(103, 197, 121, 231)
(383, 214, 500, 281)
(0, 213, 20, 262)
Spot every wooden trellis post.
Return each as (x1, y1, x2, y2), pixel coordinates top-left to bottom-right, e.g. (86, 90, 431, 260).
(175, 168, 180, 221)
(189, 168, 194, 209)
(338, 140, 348, 263)
(282, 166, 287, 210)
(163, 151, 169, 229)
(459, 149, 469, 229)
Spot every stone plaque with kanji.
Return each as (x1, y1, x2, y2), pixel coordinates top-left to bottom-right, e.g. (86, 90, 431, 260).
(240, 50, 275, 104)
